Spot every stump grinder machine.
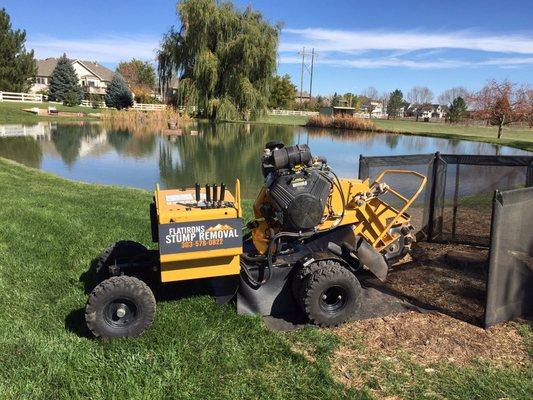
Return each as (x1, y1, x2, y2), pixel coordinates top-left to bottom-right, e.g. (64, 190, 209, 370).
(85, 142, 426, 338)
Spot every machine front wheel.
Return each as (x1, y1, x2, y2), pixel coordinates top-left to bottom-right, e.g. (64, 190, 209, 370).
(301, 262, 362, 327)
(85, 276, 156, 338)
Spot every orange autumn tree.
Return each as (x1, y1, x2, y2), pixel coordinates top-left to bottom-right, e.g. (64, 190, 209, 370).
(470, 80, 530, 139)
(116, 59, 156, 103)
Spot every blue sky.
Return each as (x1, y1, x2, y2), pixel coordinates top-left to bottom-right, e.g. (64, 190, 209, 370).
(3, 0, 532, 99)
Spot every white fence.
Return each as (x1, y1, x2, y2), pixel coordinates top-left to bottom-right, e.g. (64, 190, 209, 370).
(0, 91, 43, 103)
(131, 103, 167, 111)
(0, 123, 50, 138)
(80, 100, 167, 111)
(268, 109, 319, 116)
(80, 99, 105, 108)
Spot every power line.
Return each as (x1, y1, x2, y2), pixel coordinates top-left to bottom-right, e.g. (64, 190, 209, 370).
(298, 47, 316, 103)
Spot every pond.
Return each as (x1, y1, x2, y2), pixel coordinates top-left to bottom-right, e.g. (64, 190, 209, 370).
(0, 121, 529, 198)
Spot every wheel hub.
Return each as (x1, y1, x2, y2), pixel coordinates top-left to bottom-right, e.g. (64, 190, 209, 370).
(104, 299, 138, 327)
(319, 285, 348, 313)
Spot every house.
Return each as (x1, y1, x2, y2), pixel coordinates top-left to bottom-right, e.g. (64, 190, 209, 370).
(319, 106, 355, 117)
(295, 91, 312, 104)
(31, 58, 116, 98)
(430, 104, 448, 119)
(361, 100, 384, 118)
(404, 103, 448, 120)
(159, 75, 180, 102)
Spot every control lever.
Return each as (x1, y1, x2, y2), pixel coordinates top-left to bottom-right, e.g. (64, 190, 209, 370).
(195, 183, 201, 205)
(220, 183, 226, 202)
(205, 184, 211, 208)
(212, 183, 218, 207)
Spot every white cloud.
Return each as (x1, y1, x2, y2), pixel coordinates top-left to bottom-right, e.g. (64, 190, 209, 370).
(282, 28, 533, 54)
(279, 28, 533, 70)
(27, 35, 160, 63)
(279, 54, 533, 69)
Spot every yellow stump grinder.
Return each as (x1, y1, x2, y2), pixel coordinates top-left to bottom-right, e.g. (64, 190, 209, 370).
(85, 141, 426, 338)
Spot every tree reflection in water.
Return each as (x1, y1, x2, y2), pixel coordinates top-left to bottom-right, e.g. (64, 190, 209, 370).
(158, 121, 293, 198)
(0, 136, 42, 168)
(51, 123, 104, 166)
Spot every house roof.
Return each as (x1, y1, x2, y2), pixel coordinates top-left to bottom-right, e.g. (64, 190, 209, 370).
(36, 58, 115, 82)
(78, 60, 115, 81)
(331, 106, 355, 110)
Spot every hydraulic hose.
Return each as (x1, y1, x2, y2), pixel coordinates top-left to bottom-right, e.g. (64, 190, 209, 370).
(241, 230, 314, 286)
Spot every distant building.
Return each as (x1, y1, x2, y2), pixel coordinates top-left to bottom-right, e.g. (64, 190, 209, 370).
(404, 103, 448, 119)
(319, 106, 356, 117)
(31, 58, 116, 98)
(158, 75, 180, 102)
(361, 100, 385, 118)
(295, 91, 312, 104)
(430, 104, 448, 119)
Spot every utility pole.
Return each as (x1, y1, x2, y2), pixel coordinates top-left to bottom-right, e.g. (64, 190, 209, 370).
(309, 48, 315, 98)
(298, 47, 317, 105)
(299, 47, 305, 104)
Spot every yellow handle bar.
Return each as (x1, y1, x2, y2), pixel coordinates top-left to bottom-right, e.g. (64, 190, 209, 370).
(372, 169, 427, 248)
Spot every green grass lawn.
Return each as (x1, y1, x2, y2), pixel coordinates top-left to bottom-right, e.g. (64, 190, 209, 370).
(253, 114, 310, 126)
(373, 119, 533, 152)
(0, 101, 100, 124)
(0, 157, 531, 399)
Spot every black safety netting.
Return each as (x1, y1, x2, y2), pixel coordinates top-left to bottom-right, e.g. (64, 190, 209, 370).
(359, 154, 435, 237)
(359, 153, 533, 327)
(485, 186, 533, 327)
(432, 155, 533, 246)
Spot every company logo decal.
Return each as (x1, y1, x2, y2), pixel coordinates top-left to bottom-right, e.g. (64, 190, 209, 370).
(159, 218, 242, 254)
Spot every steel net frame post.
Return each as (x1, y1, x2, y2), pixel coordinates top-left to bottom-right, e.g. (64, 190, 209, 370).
(426, 152, 440, 242)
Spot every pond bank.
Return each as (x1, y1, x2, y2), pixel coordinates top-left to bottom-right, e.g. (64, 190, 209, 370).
(0, 101, 100, 124)
(256, 114, 533, 152)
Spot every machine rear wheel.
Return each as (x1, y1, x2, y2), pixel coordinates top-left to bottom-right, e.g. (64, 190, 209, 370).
(85, 276, 156, 338)
(301, 262, 362, 327)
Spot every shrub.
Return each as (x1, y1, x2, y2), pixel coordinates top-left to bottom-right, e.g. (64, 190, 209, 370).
(63, 90, 80, 107)
(307, 115, 376, 131)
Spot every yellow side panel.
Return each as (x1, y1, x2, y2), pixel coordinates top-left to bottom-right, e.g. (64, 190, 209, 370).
(161, 255, 240, 282)
(160, 247, 242, 263)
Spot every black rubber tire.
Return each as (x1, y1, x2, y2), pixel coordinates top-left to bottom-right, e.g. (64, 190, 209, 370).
(301, 262, 362, 327)
(85, 276, 156, 338)
(95, 241, 148, 276)
(292, 260, 330, 309)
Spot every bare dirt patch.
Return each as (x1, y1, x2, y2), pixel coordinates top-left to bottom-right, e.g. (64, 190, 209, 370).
(334, 312, 528, 367)
(331, 312, 530, 393)
(376, 242, 489, 324)
(331, 240, 531, 393)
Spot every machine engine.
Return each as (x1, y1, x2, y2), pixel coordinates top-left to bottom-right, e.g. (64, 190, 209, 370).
(260, 142, 332, 231)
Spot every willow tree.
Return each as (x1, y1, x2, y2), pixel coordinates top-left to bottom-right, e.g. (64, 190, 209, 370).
(158, 0, 280, 121)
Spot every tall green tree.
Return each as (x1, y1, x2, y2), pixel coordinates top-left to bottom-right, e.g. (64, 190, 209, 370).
(117, 59, 156, 102)
(447, 96, 467, 123)
(0, 8, 37, 92)
(387, 89, 404, 119)
(104, 74, 133, 110)
(157, 0, 280, 121)
(268, 74, 296, 109)
(331, 92, 341, 106)
(48, 54, 83, 105)
(343, 92, 355, 107)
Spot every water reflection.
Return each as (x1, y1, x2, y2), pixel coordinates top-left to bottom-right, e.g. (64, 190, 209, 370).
(158, 123, 293, 195)
(0, 136, 42, 168)
(0, 121, 528, 198)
